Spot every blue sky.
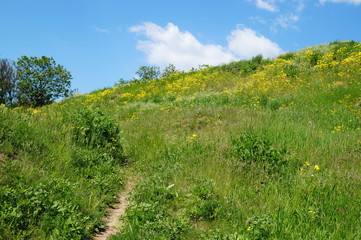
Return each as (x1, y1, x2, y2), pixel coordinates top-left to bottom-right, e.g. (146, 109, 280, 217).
(1, 0, 361, 93)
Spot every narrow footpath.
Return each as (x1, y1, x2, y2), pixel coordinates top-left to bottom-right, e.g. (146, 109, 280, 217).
(93, 178, 136, 240)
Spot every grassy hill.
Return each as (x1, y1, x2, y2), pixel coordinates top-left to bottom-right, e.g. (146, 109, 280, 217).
(1, 41, 360, 240)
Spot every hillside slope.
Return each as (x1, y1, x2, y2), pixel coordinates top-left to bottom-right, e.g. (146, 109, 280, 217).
(1, 41, 360, 240)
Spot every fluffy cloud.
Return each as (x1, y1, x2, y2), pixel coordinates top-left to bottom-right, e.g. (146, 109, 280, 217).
(129, 22, 234, 70)
(130, 22, 283, 70)
(227, 26, 283, 59)
(319, 0, 361, 4)
(250, 1, 305, 31)
(255, 0, 278, 12)
(274, 14, 300, 30)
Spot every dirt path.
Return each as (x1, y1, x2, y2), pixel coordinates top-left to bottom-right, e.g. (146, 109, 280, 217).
(93, 178, 136, 240)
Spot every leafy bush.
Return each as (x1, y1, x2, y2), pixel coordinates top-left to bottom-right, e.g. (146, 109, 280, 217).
(278, 52, 296, 61)
(216, 55, 271, 75)
(330, 40, 360, 61)
(231, 132, 287, 172)
(190, 178, 215, 200)
(189, 178, 223, 221)
(246, 214, 275, 240)
(283, 62, 299, 77)
(190, 199, 222, 221)
(72, 108, 124, 162)
(0, 179, 93, 240)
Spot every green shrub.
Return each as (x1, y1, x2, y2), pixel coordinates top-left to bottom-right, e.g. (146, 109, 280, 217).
(72, 108, 124, 162)
(189, 178, 223, 221)
(190, 178, 215, 200)
(246, 214, 274, 240)
(231, 132, 287, 172)
(330, 40, 360, 61)
(278, 52, 296, 61)
(190, 199, 222, 221)
(0, 179, 92, 240)
(216, 55, 271, 75)
(283, 62, 299, 77)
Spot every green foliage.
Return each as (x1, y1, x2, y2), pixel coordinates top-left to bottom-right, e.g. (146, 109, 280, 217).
(115, 78, 129, 86)
(16, 56, 72, 107)
(0, 178, 93, 240)
(330, 40, 360, 61)
(0, 108, 46, 154)
(231, 132, 287, 169)
(1, 41, 361, 240)
(162, 64, 180, 78)
(246, 214, 274, 240)
(0, 106, 125, 239)
(115, 177, 189, 239)
(282, 62, 299, 77)
(216, 55, 271, 75)
(277, 52, 296, 61)
(188, 179, 223, 221)
(134, 65, 161, 82)
(72, 108, 124, 162)
(0, 59, 17, 106)
(190, 178, 215, 200)
(190, 199, 222, 221)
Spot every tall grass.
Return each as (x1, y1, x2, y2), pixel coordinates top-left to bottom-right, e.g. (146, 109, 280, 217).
(1, 41, 360, 239)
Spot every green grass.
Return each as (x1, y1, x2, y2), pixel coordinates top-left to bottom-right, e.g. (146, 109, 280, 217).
(1, 41, 360, 239)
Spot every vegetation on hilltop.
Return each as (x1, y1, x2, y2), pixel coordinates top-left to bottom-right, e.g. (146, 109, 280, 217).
(0, 56, 73, 107)
(0, 41, 360, 239)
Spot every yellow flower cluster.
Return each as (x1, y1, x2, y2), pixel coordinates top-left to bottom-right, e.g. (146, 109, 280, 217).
(308, 210, 317, 219)
(299, 161, 321, 175)
(27, 108, 41, 114)
(165, 70, 222, 96)
(51, 42, 360, 112)
(233, 59, 298, 97)
(188, 134, 198, 143)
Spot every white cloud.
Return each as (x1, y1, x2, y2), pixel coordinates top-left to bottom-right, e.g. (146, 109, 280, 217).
(227, 26, 283, 59)
(274, 13, 300, 30)
(129, 22, 235, 70)
(255, 0, 278, 12)
(129, 22, 283, 70)
(320, 0, 361, 4)
(94, 26, 109, 33)
(250, 1, 305, 31)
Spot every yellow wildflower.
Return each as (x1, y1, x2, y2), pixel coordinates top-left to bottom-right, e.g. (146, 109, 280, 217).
(188, 134, 198, 143)
(314, 165, 320, 171)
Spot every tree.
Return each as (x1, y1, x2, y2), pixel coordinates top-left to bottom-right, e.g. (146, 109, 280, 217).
(0, 59, 17, 106)
(16, 56, 72, 107)
(161, 64, 179, 78)
(134, 66, 160, 82)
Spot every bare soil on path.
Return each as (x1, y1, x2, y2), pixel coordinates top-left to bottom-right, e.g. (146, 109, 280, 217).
(93, 177, 136, 240)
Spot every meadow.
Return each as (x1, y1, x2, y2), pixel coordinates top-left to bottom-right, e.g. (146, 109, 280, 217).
(0, 41, 360, 239)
